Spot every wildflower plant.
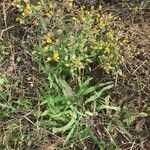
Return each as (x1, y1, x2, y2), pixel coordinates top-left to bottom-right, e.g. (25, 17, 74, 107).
(13, 0, 131, 79)
(1, 1, 148, 149)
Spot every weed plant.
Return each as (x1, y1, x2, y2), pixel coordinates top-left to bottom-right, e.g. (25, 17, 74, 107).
(0, 0, 148, 149)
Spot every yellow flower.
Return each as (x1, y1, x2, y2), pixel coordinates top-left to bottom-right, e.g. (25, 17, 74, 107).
(105, 47, 110, 53)
(26, 4, 30, 10)
(108, 14, 114, 19)
(65, 63, 70, 67)
(105, 63, 112, 70)
(23, 8, 31, 15)
(91, 45, 99, 50)
(67, 0, 73, 7)
(16, 4, 21, 8)
(16, 17, 25, 24)
(73, 59, 84, 69)
(45, 12, 52, 18)
(53, 52, 59, 61)
(93, 27, 99, 34)
(47, 57, 51, 62)
(79, 14, 84, 21)
(123, 36, 129, 44)
(23, 4, 31, 15)
(68, 3, 72, 7)
(33, 20, 38, 26)
(98, 21, 106, 28)
(48, 3, 56, 9)
(12, 1, 20, 6)
(102, 55, 108, 60)
(44, 36, 52, 44)
(107, 31, 113, 39)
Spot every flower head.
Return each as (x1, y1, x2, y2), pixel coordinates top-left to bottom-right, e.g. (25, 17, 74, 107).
(23, 4, 31, 16)
(65, 63, 70, 67)
(123, 36, 129, 44)
(105, 47, 110, 53)
(53, 52, 59, 61)
(44, 36, 52, 44)
(33, 20, 38, 26)
(107, 31, 113, 39)
(16, 17, 25, 24)
(45, 12, 52, 18)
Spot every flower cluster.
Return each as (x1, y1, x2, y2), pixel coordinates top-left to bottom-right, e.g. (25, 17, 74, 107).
(12, 0, 55, 26)
(13, 0, 131, 77)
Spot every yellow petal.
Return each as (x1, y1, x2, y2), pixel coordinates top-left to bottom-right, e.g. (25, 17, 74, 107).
(45, 37, 52, 44)
(53, 52, 59, 61)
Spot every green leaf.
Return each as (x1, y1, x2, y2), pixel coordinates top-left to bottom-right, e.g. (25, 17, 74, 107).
(0, 103, 14, 110)
(59, 78, 75, 98)
(89, 127, 106, 149)
(0, 78, 5, 85)
(78, 86, 96, 96)
(85, 111, 96, 116)
(81, 78, 93, 88)
(63, 124, 76, 146)
(77, 78, 93, 95)
(52, 112, 77, 133)
(97, 81, 114, 88)
(41, 110, 48, 116)
(85, 84, 114, 104)
(98, 105, 121, 111)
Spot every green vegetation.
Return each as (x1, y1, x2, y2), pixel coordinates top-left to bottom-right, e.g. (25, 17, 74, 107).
(0, 0, 149, 149)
